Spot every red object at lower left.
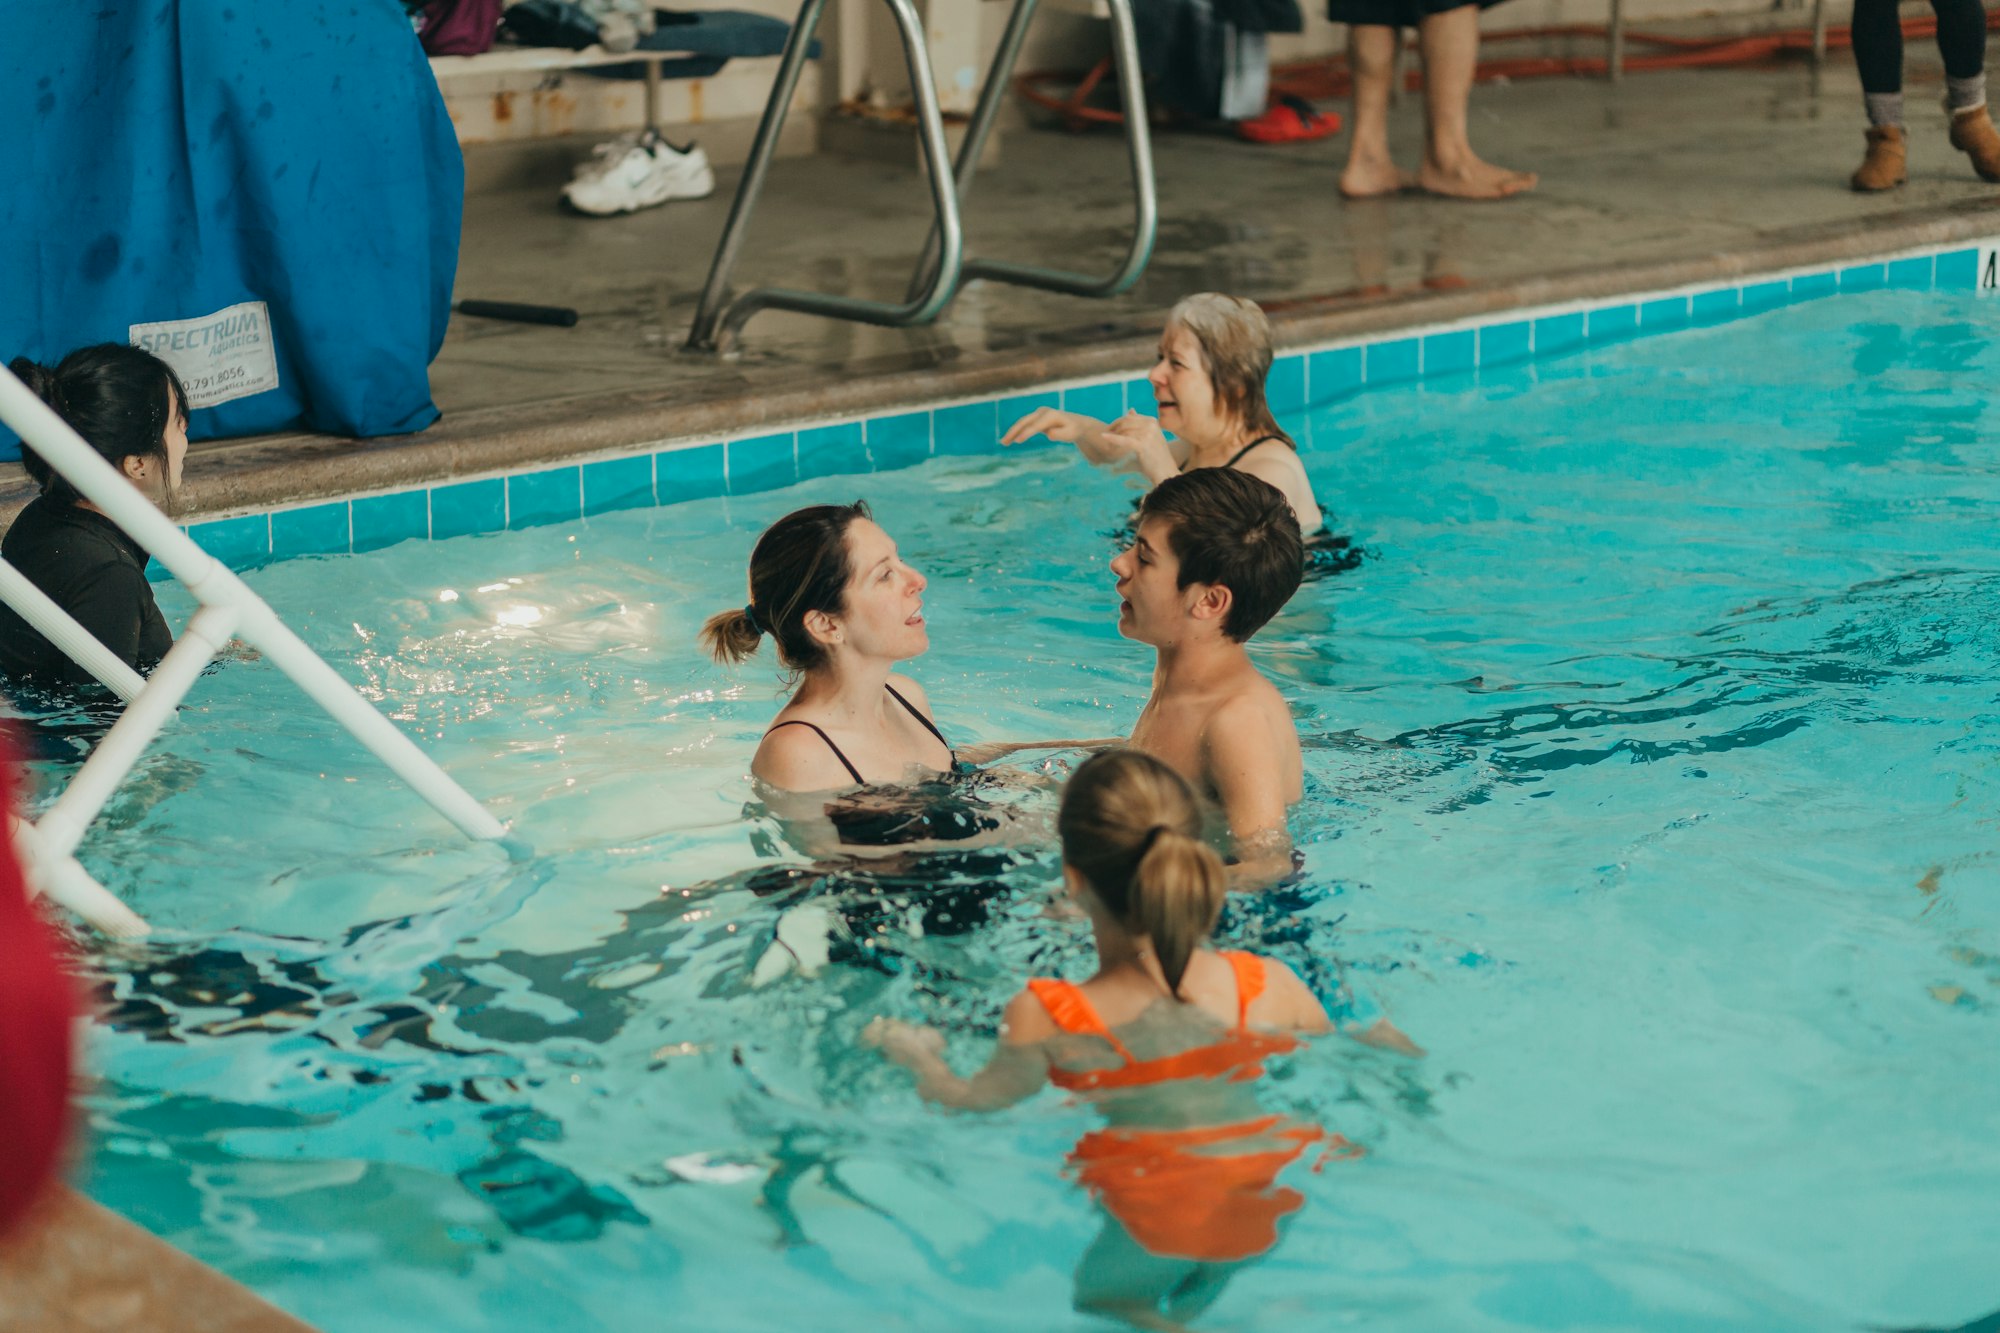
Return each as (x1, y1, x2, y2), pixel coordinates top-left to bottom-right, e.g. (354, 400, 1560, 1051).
(0, 739, 78, 1241)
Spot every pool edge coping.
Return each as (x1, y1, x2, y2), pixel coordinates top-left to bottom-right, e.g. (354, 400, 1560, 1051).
(7, 197, 2000, 564)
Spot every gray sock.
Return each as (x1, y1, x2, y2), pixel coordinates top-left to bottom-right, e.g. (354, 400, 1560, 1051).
(1948, 73, 1987, 114)
(1866, 92, 1906, 128)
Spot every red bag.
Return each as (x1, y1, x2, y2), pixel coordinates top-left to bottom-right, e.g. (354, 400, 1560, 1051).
(0, 739, 77, 1240)
(414, 0, 502, 55)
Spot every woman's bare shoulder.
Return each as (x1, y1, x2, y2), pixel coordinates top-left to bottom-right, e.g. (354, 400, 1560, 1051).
(753, 720, 853, 792)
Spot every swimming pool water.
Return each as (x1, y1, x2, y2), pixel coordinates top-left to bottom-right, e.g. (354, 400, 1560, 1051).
(37, 288, 2000, 1330)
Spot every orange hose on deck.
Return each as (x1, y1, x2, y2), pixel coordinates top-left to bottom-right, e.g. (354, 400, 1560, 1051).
(1017, 10, 2000, 127)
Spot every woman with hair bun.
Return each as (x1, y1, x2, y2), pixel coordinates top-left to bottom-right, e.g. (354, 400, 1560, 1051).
(865, 749, 1393, 1322)
(0, 345, 188, 685)
(704, 501, 1113, 807)
(701, 500, 958, 796)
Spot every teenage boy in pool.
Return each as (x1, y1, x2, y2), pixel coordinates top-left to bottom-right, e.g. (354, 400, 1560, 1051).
(1112, 469, 1305, 884)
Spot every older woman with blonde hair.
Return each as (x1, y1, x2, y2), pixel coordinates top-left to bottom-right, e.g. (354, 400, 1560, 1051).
(1002, 293, 1324, 534)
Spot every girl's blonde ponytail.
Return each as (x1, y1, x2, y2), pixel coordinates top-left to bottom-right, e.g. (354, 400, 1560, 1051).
(1129, 827, 1226, 997)
(1058, 750, 1226, 998)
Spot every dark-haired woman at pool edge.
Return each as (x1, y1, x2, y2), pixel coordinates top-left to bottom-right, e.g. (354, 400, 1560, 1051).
(0, 345, 188, 686)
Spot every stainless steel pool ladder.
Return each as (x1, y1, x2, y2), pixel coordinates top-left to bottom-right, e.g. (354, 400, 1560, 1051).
(684, 0, 1158, 352)
(0, 365, 509, 940)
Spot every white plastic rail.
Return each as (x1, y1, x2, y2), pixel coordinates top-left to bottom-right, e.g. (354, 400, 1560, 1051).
(0, 363, 508, 939)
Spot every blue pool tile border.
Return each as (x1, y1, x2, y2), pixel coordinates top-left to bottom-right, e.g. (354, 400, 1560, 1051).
(729, 431, 797, 494)
(431, 478, 505, 542)
(582, 454, 654, 517)
(1478, 320, 1532, 366)
(659, 441, 725, 506)
(1307, 346, 1361, 400)
(867, 411, 932, 474)
(170, 239, 1998, 571)
(934, 400, 999, 456)
(1690, 288, 1740, 322)
(1062, 381, 1123, 422)
(351, 489, 428, 552)
(507, 466, 581, 531)
(270, 501, 350, 559)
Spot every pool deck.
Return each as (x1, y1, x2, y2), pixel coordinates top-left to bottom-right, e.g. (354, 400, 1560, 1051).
(7, 53, 2000, 525)
(0, 1188, 317, 1332)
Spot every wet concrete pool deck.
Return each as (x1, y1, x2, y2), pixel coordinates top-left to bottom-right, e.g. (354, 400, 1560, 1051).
(9, 54, 2000, 522)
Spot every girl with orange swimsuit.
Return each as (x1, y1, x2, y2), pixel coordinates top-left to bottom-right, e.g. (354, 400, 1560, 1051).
(865, 749, 1391, 1326)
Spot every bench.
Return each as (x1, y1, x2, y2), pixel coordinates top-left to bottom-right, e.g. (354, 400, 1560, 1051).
(429, 45, 692, 136)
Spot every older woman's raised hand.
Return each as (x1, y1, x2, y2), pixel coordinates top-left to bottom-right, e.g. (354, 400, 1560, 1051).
(1000, 407, 1128, 465)
(1099, 410, 1177, 483)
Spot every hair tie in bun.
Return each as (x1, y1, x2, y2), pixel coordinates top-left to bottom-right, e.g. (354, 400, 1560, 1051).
(742, 603, 763, 637)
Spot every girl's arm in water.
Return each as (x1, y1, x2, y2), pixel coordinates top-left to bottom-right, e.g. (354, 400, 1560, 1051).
(864, 990, 1058, 1111)
(1261, 957, 1426, 1056)
(1259, 958, 1335, 1036)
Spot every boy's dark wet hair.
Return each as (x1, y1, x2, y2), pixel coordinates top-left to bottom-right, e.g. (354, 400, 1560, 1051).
(1138, 468, 1303, 641)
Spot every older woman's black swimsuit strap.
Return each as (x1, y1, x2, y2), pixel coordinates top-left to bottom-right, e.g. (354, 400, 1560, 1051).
(1180, 435, 1285, 474)
(1221, 435, 1285, 469)
(765, 685, 952, 785)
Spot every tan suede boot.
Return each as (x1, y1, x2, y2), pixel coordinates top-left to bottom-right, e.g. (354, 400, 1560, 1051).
(1852, 125, 1908, 191)
(1948, 105, 2000, 181)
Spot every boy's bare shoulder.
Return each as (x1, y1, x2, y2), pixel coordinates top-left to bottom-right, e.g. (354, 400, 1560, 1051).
(1209, 669, 1292, 725)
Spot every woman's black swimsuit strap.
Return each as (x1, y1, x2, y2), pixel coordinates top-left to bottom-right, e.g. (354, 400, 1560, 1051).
(885, 683, 951, 756)
(1221, 435, 1286, 469)
(765, 685, 951, 786)
(764, 719, 865, 786)
(1180, 435, 1286, 474)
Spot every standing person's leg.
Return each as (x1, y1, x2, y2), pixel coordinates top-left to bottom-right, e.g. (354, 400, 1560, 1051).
(1937, 0, 2000, 179)
(1339, 24, 1412, 198)
(1850, 0, 1910, 189)
(1414, 3, 1536, 198)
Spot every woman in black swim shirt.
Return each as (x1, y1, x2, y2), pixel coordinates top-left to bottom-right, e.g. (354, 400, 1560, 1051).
(0, 345, 188, 686)
(703, 501, 958, 794)
(1001, 293, 1326, 533)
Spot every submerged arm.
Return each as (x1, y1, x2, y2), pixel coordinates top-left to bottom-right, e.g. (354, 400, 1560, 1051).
(864, 992, 1056, 1111)
(1206, 716, 1297, 890)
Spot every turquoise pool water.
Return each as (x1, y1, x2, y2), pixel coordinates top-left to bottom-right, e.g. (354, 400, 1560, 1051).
(39, 288, 2000, 1330)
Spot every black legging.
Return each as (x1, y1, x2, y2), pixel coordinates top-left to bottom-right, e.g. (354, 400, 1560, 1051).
(1852, 0, 1988, 94)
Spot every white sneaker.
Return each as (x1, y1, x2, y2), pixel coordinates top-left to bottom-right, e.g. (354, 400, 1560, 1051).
(571, 131, 644, 184)
(562, 133, 715, 216)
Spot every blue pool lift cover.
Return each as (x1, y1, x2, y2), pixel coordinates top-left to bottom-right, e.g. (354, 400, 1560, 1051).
(0, 0, 464, 458)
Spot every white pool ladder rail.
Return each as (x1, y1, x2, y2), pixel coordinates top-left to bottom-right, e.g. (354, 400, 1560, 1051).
(0, 363, 507, 940)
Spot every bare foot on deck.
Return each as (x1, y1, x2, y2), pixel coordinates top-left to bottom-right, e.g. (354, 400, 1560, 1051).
(1418, 151, 1537, 199)
(1339, 152, 1419, 199)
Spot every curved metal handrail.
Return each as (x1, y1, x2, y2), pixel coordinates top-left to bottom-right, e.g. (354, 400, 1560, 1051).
(685, 0, 964, 352)
(685, 0, 1157, 352)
